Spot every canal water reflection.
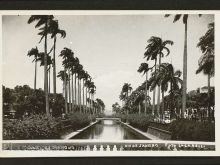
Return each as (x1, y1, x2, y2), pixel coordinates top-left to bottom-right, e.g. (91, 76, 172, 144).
(71, 119, 148, 140)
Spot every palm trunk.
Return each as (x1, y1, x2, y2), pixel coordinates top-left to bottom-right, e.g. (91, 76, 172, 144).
(64, 68, 68, 114)
(139, 102, 141, 114)
(78, 78, 81, 113)
(74, 74, 77, 105)
(126, 91, 128, 115)
(92, 94, 94, 114)
(152, 59, 157, 116)
(86, 87, 88, 110)
(157, 54, 161, 118)
(53, 36, 57, 94)
(71, 73, 74, 111)
(208, 74, 211, 122)
(82, 80, 85, 113)
(170, 82, 174, 119)
(48, 67, 50, 94)
(88, 92, 91, 114)
(68, 70, 71, 112)
(182, 21, 188, 118)
(161, 91, 165, 121)
(34, 60, 37, 90)
(44, 21, 49, 116)
(144, 72, 148, 114)
(62, 81, 65, 98)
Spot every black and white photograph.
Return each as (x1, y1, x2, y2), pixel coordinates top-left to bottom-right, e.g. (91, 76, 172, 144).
(0, 12, 217, 156)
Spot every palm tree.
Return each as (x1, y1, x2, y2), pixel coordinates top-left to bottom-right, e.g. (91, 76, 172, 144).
(165, 14, 202, 118)
(28, 15, 54, 116)
(96, 98, 105, 113)
(80, 70, 89, 113)
(36, 52, 53, 94)
(70, 57, 77, 110)
(144, 36, 173, 117)
(120, 83, 132, 114)
(57, 70, 68, 114)
(196, 22, 214, 122)
(48, 19, 66, 95)
(27, 47, 40, 90)
(137, 62, 152, 114)
(76, 64, 83, 112)
(59, 47, 74, 113)
(89, 82, 96, 114)
(149, 63, 182, 119)
(85, 76, 92, 111)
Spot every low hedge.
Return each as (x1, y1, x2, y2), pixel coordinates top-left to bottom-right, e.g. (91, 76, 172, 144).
(65, 112, 92, 130)
(3, 114, 61, 140)
(169, 119, 215, 142)
(3, 113, 95, 140)
(114, 113, 215, 142)
(127, 114, 154, 132)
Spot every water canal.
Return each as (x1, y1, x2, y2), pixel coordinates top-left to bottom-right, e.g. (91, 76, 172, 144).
(71, 119, 149, 140)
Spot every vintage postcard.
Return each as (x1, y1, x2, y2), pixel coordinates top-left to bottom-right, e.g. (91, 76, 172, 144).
(0, 10, 219, 157)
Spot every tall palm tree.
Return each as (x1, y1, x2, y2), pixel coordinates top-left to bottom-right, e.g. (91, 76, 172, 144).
(165, 14, 202, 118)
(149, 63, 182, 119)
(137, 62, 152, 114)
(36, 52, 53, 94)
(85, 76, 92, 111)
(121, 83, 132, 114)
(80, 70, 88, 113)
(57, 70, 68, 114)
(76, 64, 83, 113)
(144, 36, 173, 117)
(27, 47, 40, 90)
(70, 57, 77, 110)
(28, 15, 54, 116)
(89, 81, 96, 114)
(196, 22, 214, 122)
(96, 98, 105, 113)
(48, 20, 66, 95)
(59, 47, 73, 113)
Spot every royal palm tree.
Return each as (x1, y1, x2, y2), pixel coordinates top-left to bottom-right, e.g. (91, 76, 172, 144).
(149, 63, 182, 119)
(76, 64, 83, 112)
(59, 47, 73, 113)
(137, 62, 152, 114)
(96, 98, 105, 113)
(165, 14, 202, 118)
(28, 15, 54, 116)
(57, 70, 68, 114)
(27, 47, 40, 90)
(196, 22, 214, 122)
(144, 36, 173, 117)
(89, 82, 96, 114)
(120, 83, 132, 114)
(85, 76, 92, 111)
(48, 19, 66, 95)
(36, 52, 53, 94)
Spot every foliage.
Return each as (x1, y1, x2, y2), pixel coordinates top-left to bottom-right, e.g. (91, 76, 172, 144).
(2, 85, 65, 117)
(169, 119, 215, 142)
(127, 114, 154, 132)
(66, 112, 93, 130)
(3, 114, 61, 140)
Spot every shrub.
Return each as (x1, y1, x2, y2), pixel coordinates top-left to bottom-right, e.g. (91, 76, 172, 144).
(113, 113, 127, 122)
(169, 119, 215, 142)
(127, 114, 153, 132)
(66, 113, 92, 131)
(3, 114, 61, 140)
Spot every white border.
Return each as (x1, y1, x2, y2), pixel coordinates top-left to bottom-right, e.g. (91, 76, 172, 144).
(0, 10, 219, 157)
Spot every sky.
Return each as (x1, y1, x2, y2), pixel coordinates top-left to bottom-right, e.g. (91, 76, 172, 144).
(2, 14, 214, 111)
